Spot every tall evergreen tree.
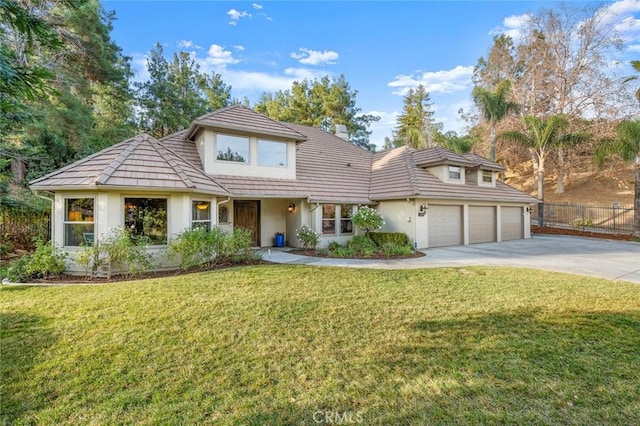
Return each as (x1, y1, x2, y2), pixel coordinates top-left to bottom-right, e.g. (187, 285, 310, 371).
(393, 85, 437, 149)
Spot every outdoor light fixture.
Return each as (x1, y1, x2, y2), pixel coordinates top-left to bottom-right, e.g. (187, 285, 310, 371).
(288, 202, 296, 213)
(196, 201, 209, 211)
(419, 203, 428, 215)
(526, 206, 532, 213)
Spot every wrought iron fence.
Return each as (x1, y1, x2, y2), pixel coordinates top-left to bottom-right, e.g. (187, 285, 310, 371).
(532, 202, 635, 234)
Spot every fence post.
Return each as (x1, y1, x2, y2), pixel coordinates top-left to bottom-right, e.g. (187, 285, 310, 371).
(538, 202, 544, 227)
(612, 202, 618, 232)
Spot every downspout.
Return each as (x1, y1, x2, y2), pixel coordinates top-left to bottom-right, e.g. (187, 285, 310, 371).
(406, 198, 417, 248)
(33, 190, 55, 244)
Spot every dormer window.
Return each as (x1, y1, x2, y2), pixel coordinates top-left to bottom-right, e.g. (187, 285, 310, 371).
(448, 166, 461, 180)
(216, 134, 249, 163)
(482, 170, 493, 183)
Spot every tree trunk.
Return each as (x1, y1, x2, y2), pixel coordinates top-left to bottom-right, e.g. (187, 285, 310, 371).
(555, 148, 565, 194)
(634, 163, 640, 237)
(537, 156, 545, 201)
(530, 149, 539, 181)
(10, 158, 26, 184)
(489, 124, 496, 162)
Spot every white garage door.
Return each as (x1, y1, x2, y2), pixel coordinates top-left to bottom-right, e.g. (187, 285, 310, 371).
(428, 205, 463, 247)
(501, 207, 524, 240)
(469, 206, 497, 244)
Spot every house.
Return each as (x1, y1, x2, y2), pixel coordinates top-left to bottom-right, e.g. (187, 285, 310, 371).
(30, 105, 538, 272)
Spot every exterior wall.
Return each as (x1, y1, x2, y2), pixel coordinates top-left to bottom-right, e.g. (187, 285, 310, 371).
(426, 165, 466, 185)
(201, 130, 296, 179)
(285, 199, 307, 248)
(260, 198, 287, 247)
(377, 200, 416, 244)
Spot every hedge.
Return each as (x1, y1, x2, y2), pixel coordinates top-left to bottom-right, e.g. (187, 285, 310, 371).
(369, 232, 410, 247)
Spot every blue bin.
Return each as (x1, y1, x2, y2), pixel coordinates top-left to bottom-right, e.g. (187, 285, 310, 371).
(274, 233, 285, 247)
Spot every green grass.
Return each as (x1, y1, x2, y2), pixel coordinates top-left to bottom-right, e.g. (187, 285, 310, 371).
(2, 266, 640, 425)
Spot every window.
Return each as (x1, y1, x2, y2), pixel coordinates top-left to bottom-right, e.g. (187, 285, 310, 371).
(448, 166, 461, 180)
(482, 170, 493, 183)
(216, 134, 249, 163)
(340, 205, 354, 234)
(322, 204, 336, 235)
(124, 198, 167, 245)
(218, 205, 229, 224)
(192, 201, 211, 231)
(258, 140, 287, 167)
(64, 198, 94, 246)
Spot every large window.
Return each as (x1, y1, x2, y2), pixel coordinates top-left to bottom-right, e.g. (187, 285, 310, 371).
(124, 198, 167, 245)
(322, 205, 336, 235)
(340, 205, 354, 234)
(192, 201, 211, 231)
(448, 166, 461, 180)
(258, 140, 287, 167)
(216, 134, 250, 163)
(64, 198, 94, 246)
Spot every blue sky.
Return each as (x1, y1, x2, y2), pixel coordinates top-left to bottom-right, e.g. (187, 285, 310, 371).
(104, 0, 640, 148)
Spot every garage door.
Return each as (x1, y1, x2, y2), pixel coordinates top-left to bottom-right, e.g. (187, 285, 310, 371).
(428, 205, 463, 247)
(501, 207, 524, 240)
(469, 206, 496, 244)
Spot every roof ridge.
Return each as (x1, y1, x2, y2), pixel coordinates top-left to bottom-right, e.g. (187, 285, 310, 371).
(152, 142, 196, 189)
(95, 134, 150, 185)
(402, 146, 420, 195)
(157, 140, 229, 194)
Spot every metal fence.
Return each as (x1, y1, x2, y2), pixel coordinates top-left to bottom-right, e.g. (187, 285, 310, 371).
(532, 202, 635, 234)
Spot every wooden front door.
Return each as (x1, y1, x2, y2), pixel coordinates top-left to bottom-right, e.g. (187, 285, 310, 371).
(234, 200, 260, 246)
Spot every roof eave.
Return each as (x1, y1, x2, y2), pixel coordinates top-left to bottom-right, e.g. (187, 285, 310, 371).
(188, 121, 307, 142)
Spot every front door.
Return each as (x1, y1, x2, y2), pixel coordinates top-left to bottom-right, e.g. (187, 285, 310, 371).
(234, 200, 260, 246)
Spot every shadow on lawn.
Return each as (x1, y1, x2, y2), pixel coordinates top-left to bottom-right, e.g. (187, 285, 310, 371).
(0, 312, 57, 424)
(375, 309, 640, 424)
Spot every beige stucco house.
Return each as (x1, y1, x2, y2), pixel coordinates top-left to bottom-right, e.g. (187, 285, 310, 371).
(30, 105, 538, 271)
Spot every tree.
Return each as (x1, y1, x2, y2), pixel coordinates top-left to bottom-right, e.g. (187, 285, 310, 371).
(499, 115, 584, 201)
(393, 85, 438, 149)
(440, 131, 477, 154)
(136, 44, 232, 138)
(472, 80, 518, 162)
(254, 75, 380, 151)
(595, 120, 640, 236)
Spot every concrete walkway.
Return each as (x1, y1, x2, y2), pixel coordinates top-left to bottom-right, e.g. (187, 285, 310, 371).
(260, 235, 640, 284)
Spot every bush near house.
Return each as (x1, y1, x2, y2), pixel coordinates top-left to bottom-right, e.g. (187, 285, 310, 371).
(369, 232, 411, 247)
(296, 225, 320, 250)
(350, 206, 384, 234)
(320, 233, 415, 259)
(6, 238, 67, 282)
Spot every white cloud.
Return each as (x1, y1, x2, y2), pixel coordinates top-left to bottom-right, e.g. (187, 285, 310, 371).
(291, 48, 339, 65)
(387, 65, 474, 96)
(130, 52, 150, 82)
(177, 40, 202, 50)
(233, 45, 245, 51)
(627, 43, 640, 51)
(227, 8, 251, 26)
(490, 13, 531, 41)
(594, 0, 640, 42)
(202, 44, 239, 66)
(252, 3, 263, 10)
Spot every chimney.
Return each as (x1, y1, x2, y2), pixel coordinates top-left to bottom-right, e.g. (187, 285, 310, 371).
(334, 124, 349, 141)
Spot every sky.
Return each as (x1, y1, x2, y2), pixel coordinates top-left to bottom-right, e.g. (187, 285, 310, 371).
(103, 0, 640, 148)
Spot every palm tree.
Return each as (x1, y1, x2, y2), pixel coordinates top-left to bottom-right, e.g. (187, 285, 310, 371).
(472, 80, 519, 162)
(595, 120, 640, 236)
(499, 115, 585, 201)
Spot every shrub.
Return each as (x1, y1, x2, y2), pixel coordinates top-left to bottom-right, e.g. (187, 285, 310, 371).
(102, 227, 152, 279)
(347, 235, 377, 257)
(75, 243, 101, 280)
(6, 238, 67, 282)
(296, 225, 320, 250)
(0, 234, 13, 258)
(227, 228, 258, 263)
(571, 219, 594, 229)
(327, 241, 342, 252)
(380, 242, 414, 258)
(350, 206, 384, 234)
(168, 227, 213, 270)
(369, 232, 410, 247)
(333, 246, 355, 258)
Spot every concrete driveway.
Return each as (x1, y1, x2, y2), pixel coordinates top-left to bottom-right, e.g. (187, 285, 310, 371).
(264, 235, 640, 284)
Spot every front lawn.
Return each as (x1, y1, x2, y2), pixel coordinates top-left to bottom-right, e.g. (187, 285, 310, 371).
(2, 266, 639, 424)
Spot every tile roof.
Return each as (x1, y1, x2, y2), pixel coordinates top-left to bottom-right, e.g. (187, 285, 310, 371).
(30, 108, 536, 205)
(31, 134, 227, 195)
(185, 105, 307, 142)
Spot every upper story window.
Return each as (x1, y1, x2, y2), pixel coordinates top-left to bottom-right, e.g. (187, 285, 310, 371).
(258, 140, 287, 167)
(216, 134, 249, 163)
(448, 166, 461, 180)
(124, 198, 167, 245)
(192, 201, 211, 231)
(482, 170, 493, 183)
(64, 198, 94, 246)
